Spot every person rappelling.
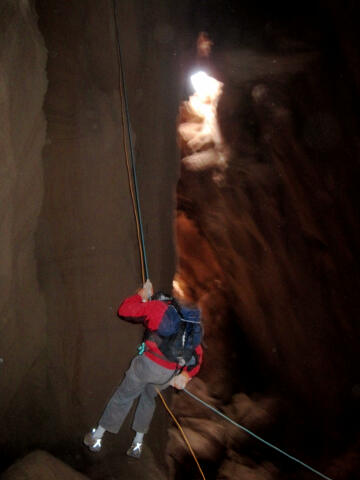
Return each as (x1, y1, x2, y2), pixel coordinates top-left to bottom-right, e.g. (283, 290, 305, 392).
(83, 279, 203, 458)
(85, 12, 205, 461)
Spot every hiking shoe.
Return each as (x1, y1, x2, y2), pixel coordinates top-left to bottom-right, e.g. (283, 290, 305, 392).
(126, 441, 143, 459)
(83, 429, 102, 452)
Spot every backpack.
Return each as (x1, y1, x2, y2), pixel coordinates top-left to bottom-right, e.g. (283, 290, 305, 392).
(146, 293, 202, 367)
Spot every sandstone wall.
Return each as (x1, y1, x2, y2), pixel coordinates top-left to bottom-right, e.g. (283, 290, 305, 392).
(2, 451, 88, 480)
(169, 2, 360, 478)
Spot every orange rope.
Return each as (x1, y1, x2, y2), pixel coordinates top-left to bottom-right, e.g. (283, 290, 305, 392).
(115, 15, 146, 283)
(156, 388, 206, 480)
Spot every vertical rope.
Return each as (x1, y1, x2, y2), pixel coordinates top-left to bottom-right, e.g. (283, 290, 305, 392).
(112, 0, 149, 282)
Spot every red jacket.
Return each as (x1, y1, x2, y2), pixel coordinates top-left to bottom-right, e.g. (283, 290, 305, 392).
(118, 294, 203, 377)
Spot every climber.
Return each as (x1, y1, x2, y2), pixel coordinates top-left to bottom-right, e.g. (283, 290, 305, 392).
(83, 279, 203, 458)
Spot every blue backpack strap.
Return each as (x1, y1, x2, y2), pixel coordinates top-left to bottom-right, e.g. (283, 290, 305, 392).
(157, 304, 181, 337)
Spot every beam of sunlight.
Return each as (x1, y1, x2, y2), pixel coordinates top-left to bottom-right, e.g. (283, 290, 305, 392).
(180, 71, 225, 171)
(190, 71, 220, 99)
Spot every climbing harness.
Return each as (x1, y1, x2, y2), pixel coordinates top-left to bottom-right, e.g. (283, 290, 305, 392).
(183, 388, 334, 480)
(112, 4, 333, 480)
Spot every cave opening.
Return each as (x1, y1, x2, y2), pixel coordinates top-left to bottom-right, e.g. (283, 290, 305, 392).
(1, 0, 360, 479)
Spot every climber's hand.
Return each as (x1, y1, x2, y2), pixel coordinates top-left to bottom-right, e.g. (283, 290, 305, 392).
(138, 279, 153, 302)
(170, 371, 191, 390)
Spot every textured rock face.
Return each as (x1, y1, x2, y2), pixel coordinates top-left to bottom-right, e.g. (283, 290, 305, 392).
(2, 1, 360, 479)
(169, 2, 360, 479)
(2, 450, 89, 480)
(0, 0, 48, 463)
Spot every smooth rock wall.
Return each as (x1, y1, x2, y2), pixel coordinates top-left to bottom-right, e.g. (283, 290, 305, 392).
(1, 0, 184, 474)
(35, 0, 182, 467)
(0, 0, 48, 465)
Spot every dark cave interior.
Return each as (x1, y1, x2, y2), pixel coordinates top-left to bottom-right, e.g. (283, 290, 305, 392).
(1, 1, 360, 479)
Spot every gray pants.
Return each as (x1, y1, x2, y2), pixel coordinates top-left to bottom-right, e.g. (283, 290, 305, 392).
(99, 354, 175, 434)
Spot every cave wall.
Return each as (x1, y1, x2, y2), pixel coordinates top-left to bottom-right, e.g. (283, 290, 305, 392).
(34, 0, 184, 463)
(0, 0, 48, 462)
(2, 0, 359, 478)
(1, 0, 186, 471)
(169, 2, 360, 479)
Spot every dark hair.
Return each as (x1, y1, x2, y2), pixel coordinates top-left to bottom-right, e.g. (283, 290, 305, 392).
(151, 291, 172, 302)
